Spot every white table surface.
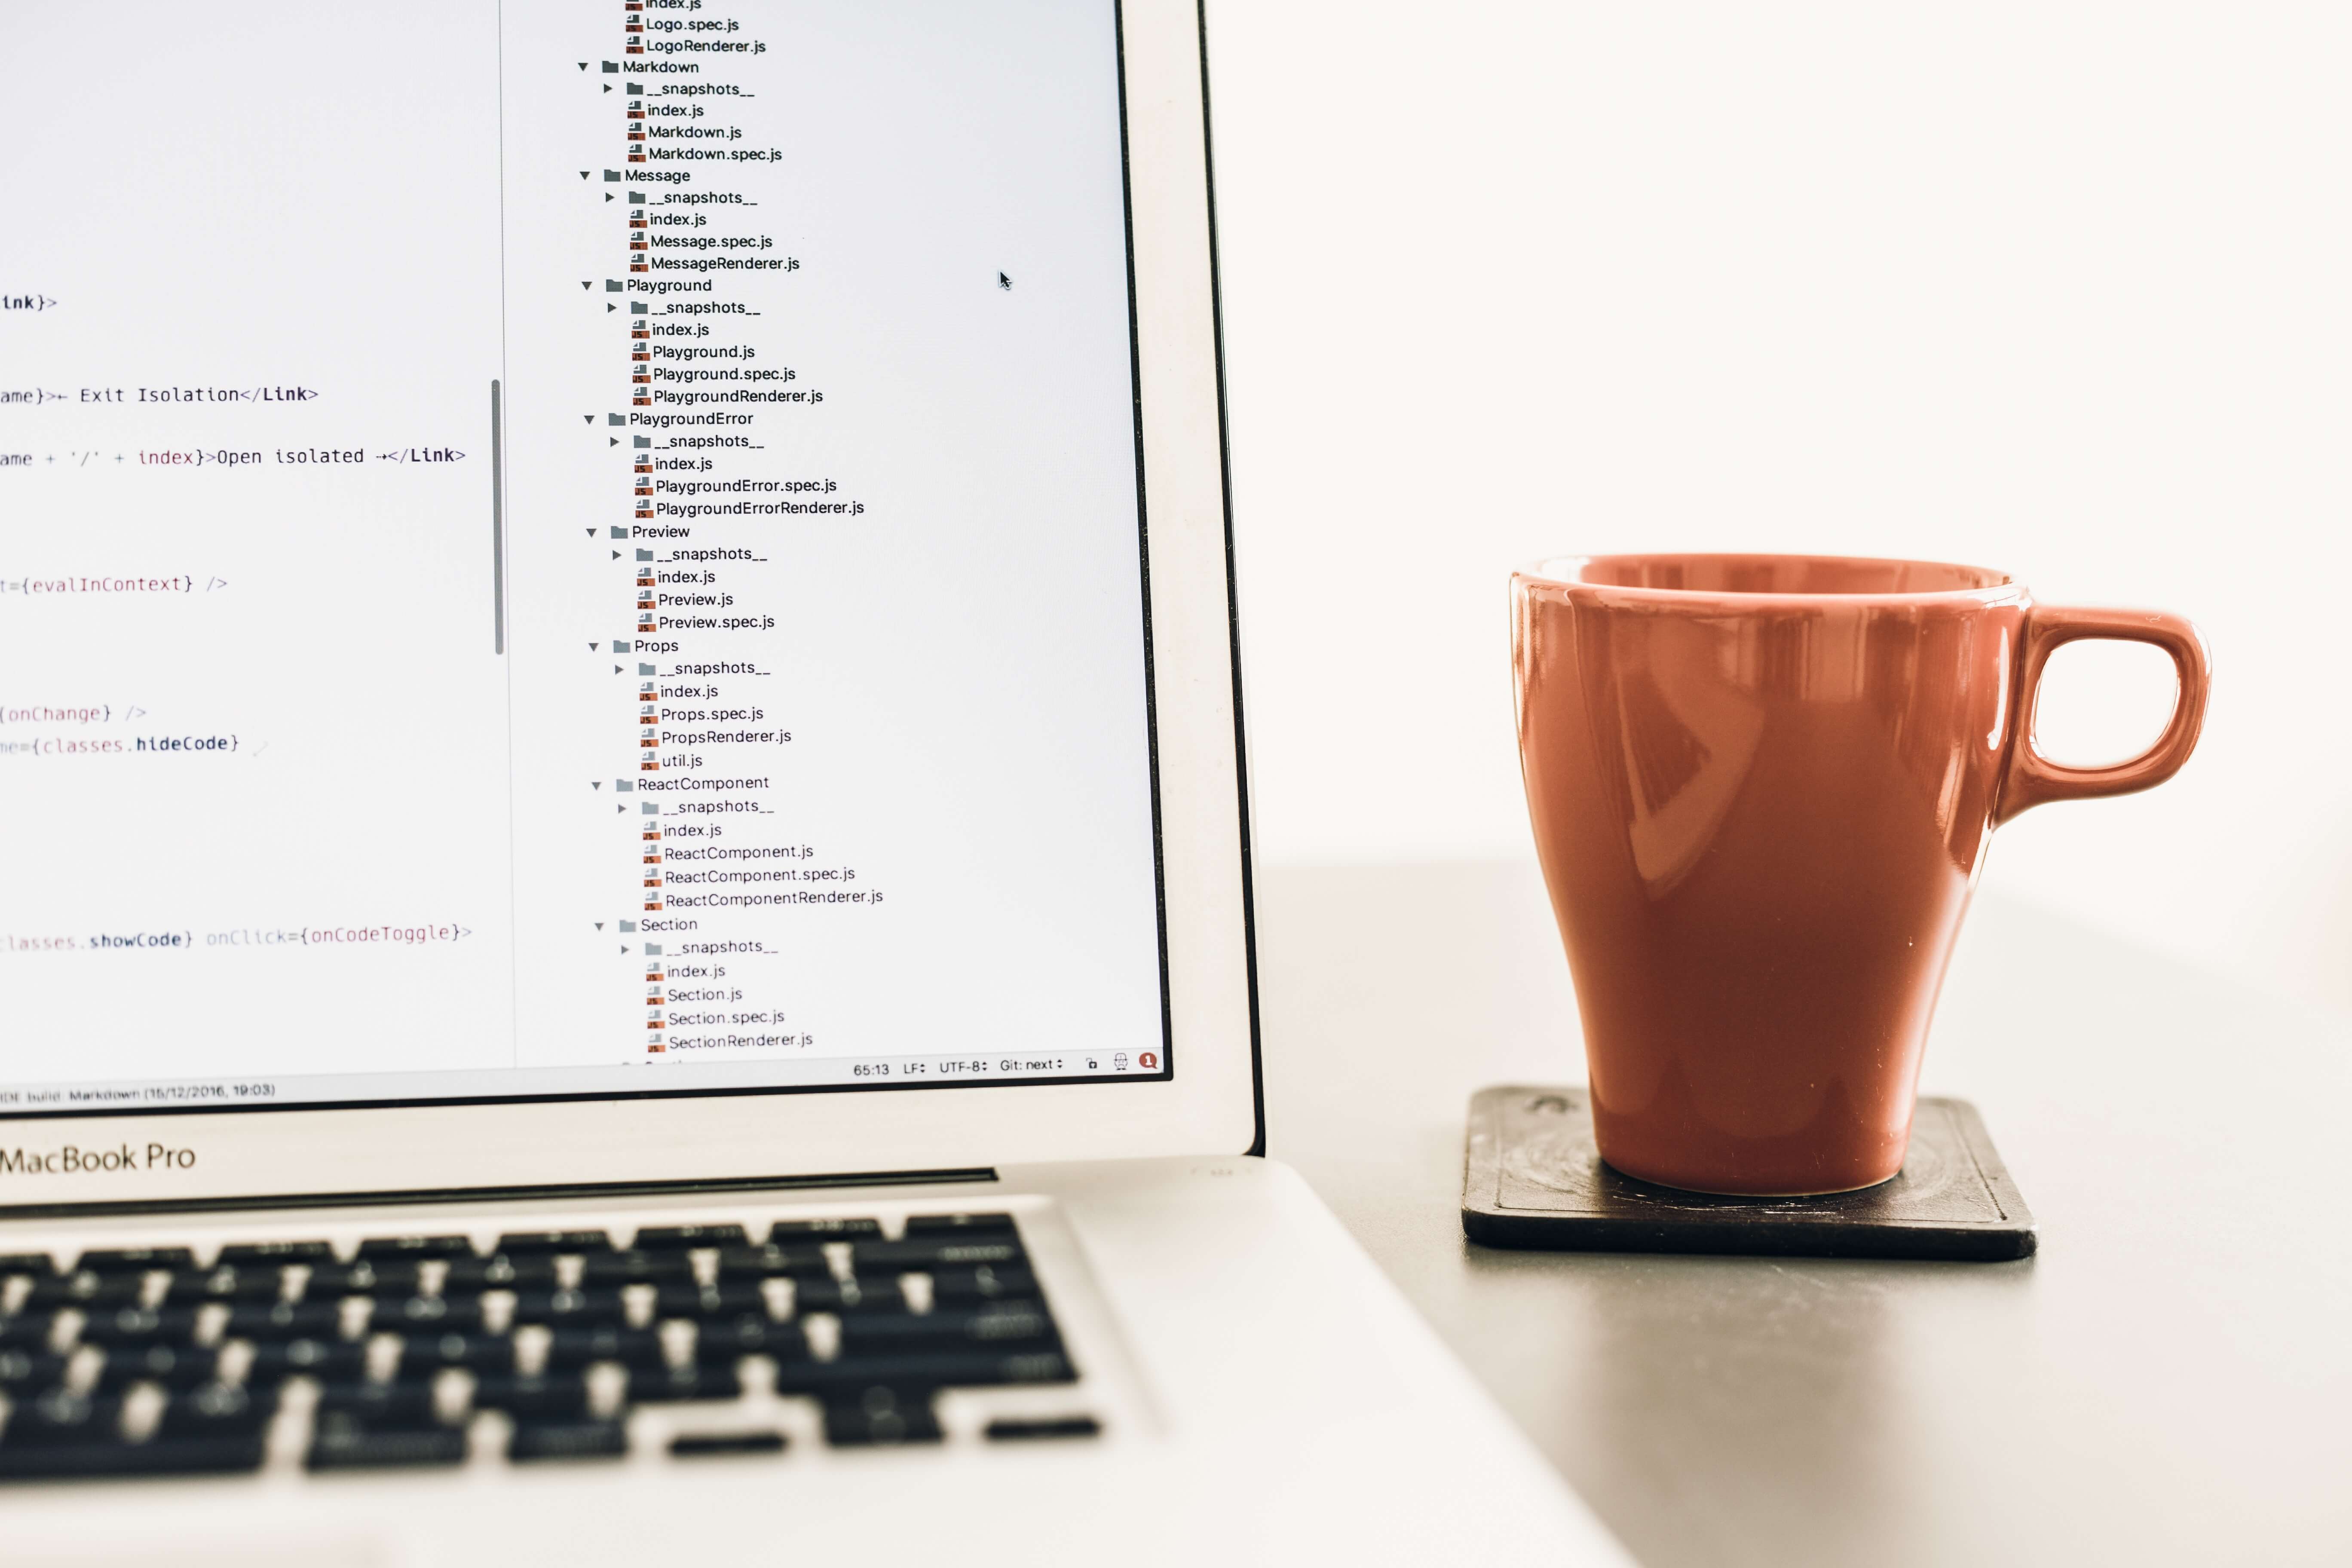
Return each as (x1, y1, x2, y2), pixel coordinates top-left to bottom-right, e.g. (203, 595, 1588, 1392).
(1254, 860, 2351, 1568)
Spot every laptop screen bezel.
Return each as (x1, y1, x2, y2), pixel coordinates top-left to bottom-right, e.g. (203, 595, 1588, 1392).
(0, 0, 1261, 1212)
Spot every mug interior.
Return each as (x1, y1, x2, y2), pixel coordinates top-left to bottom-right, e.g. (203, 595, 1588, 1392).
(1541, 553, 2010, 597)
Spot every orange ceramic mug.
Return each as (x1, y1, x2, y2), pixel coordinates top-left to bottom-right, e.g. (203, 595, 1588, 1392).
(1512, 554, 2209, 1195)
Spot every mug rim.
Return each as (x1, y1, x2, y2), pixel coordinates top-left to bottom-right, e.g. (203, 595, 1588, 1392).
(1517, 551, 2024, 605)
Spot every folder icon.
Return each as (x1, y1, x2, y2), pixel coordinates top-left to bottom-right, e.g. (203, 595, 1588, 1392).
(643, 803, 658, 815)
(604, 168, 621, 181)
(633, 435, 651, 447)
(645, 944, 662, 955)
(631, 302, 648, 315)
(636, 549, 654, 561)
(602, 61, 619, 74)
(620, 920, 637, 933)
(606, 280, 623, 293)
(613, 640, 631, 653)
(608, 413, 625, 425)
(611, 527, 628, 539)
(639, 662, 656, 676)
(615, 779, 634, 793)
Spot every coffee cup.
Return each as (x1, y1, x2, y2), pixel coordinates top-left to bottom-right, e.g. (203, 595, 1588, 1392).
(1512, 554, 2209, 1195)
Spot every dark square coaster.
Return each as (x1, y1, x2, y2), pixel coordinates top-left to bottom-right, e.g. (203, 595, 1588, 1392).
(1462, 1086, 2035, 1261)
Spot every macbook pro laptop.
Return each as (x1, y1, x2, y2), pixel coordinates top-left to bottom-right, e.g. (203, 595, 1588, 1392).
(0, 3, 1626, 1561)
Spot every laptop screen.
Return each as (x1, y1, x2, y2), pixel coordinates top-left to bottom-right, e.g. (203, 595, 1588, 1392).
(0, 1, 1172, 1120)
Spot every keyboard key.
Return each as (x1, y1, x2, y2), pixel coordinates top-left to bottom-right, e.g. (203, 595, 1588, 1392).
(215, 1240, 337, 1265)
(793, 1277, 906, 1315)
(821, 1387, 942, 1447)
(355, 1235, 476, 1261)
(837, 1305, 1055, 1353)
(245, 1338, 368, 1386)
(78, 1306, 200, 1345)
(631, 1224, 747, 1251)
(442, 1254, 561, 1293)
(306, 1415, 467, 1471)
(315, 1382, 441, 1428)
(652, 1282, 769, 1322)
(160, 1381, 279, 1439)
(224, 1300, 344, 1341)
(75, 1247, 195, 1274)
(775, 1349, 1076, 1397)
(903, 1213, 1020, 1237)
(493, 1230, 612, 1256)
(576, 1250, 694, 1287)
(23, 1271, 134, 1310)
(509, 1288, 628, 1328)
(2, 1388, 122, 1446)
(305, 1259, 423, 1298)
(714, 1243, 831, 1282)
(96, 1343, 220, 1390)
(631, 1363, 741, 1404)
(928, 1265, 1039, 1305)
(370, 1295, 487, 1334)
(0, 1348, 66, 1391)
(472, 1374, 592, 1422)
(545, 1326, 668, 1371)
(670, 1430, 787, 1458)
(984, 1415, 1102, 1442)
(0, 1253, 57, 1277)
(163, 1265, 287, 1305)
(0, 1436, 266, 1482)
(692, 1314, 807, 1365)
(0, 1313, 62, 1351)
(849, 1238, 1025, 1272)
(767, 1218, 881, 1240)
(398, 1332, 516, 1378)
(509, 1420, 628, 1462)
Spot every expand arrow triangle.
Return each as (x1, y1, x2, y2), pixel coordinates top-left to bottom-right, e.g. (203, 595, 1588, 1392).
(589, 642, 599, 651)
(592, 781, 602, 790)
(579, 170, 591, 180)
(583, 413, 594, 423)
(614, 665, 624, 674)
(594, 922, 604, 930)
(581, 282, 592, 291)
(584, 528, 595, 537)
(612, 551, 622, 559)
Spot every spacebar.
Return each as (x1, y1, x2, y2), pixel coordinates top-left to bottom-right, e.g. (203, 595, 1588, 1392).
(777, 1349, 1075, 1393)
(0, 1437, 266, 1482)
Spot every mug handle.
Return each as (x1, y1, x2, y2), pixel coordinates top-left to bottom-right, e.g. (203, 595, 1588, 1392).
(1994, 606, 2212, 824)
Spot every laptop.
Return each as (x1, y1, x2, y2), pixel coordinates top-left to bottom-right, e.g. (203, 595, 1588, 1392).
(0, 2, 1626, 1561)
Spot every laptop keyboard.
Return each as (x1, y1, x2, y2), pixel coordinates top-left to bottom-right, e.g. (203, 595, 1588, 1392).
(0, 1213, 1099, 1481)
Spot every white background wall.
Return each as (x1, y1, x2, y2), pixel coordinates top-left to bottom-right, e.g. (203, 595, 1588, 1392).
(1204, 2, 2352, 1013)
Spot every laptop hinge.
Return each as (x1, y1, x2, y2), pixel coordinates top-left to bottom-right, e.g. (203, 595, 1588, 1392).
(0, 1167, 999, 1223)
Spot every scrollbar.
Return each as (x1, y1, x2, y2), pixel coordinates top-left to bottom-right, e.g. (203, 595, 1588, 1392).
(491, 378, 507, 654)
